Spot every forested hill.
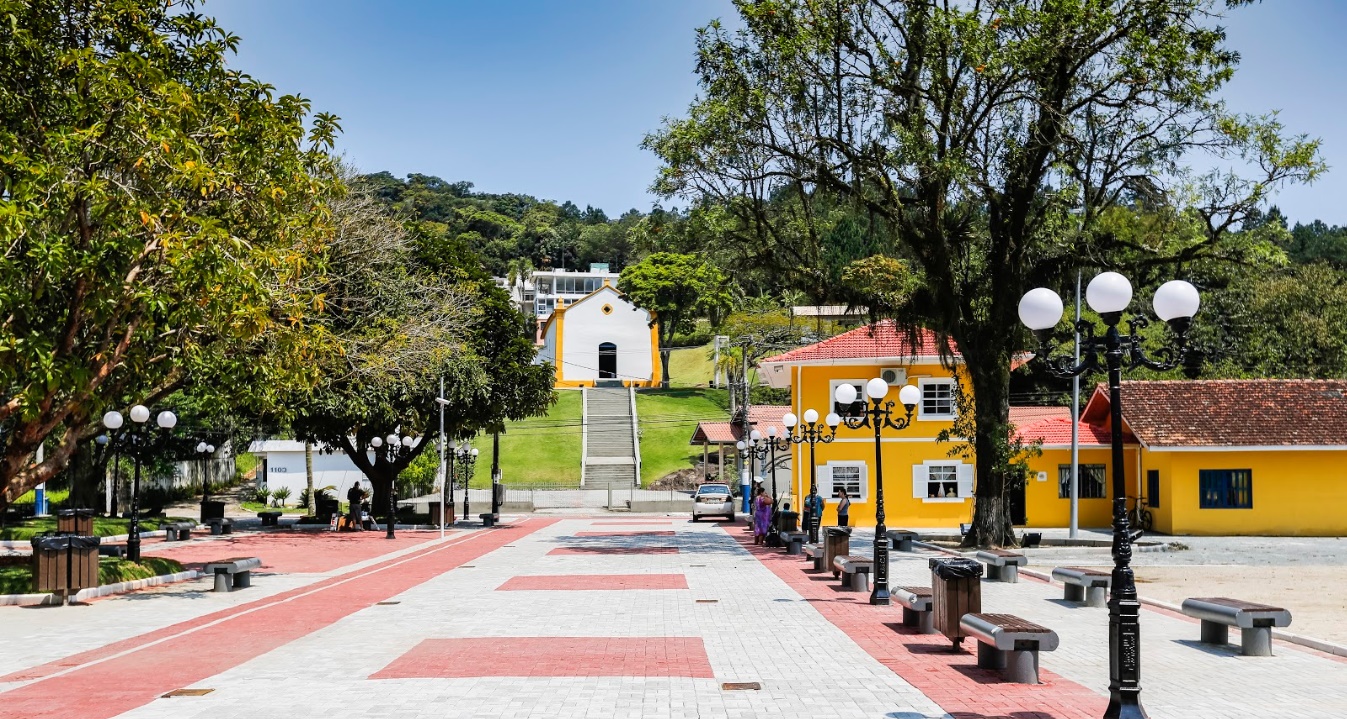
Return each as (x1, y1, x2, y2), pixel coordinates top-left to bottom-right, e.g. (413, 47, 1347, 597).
(360, 171, 649, 277)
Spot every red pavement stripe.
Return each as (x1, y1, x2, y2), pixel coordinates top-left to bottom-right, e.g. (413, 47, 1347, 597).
(574, 530, 675, 537)
(370, 637, 714, 678)
(724, 526, 1108, 719)
(0, 520, 556, 719)
(589, 521, 678, 525)
(498, 574, 688, 590)
(547, 547, 680, 555)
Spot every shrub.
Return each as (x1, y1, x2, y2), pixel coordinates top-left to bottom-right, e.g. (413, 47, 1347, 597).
(252, 487, 271, 505)
(271, 487, 292, 508)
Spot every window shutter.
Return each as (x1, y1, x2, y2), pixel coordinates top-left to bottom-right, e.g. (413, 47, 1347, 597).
(818, 464, 832, 499)
(956, 463, 974, 498)
(912, 464, 929, 498)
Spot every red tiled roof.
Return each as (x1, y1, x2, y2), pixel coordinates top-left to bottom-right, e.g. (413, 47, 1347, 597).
(1084, 379, 1347, 447)
(1008, 406, 1071, 424)
(758, 321, 953, 364)
(1012, 416, 1119, 446)
(689, 406, 791, 445)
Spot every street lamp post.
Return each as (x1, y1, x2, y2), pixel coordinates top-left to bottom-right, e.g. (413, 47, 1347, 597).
(370, 432, 418, 539)
(196, 440, 215, 522)
(102, 405, 177, 562)
(761, 426, 792, 545)
(1019, 271, 1199, 719)
(455, 444, 479, 522)
(782, 409, 841, 543)
(833, 380, 921, 606)
(736, 430, 768, 525)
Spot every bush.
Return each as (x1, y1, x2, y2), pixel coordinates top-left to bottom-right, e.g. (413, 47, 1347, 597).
(297, 485, 336, 509)
(252, 487, 271, 504)
(271, 486, 292, 507)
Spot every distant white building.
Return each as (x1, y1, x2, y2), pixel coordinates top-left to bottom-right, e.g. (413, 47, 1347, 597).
(530, 264, 621, 321)
(247, 440, 371, 502)
(536, 284, 660, 388)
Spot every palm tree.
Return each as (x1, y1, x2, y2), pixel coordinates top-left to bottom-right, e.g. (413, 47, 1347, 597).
(779, 289, 807, 330)
(505, 258, 534, 309)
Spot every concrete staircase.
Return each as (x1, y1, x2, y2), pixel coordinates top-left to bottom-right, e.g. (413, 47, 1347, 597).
(583, 388, 639, 488)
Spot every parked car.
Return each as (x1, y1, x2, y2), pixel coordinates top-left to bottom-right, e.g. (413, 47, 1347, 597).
(691, 482, 735, 521)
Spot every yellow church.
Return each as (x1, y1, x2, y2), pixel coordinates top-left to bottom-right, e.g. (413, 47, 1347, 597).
(536, 284, 662, 388)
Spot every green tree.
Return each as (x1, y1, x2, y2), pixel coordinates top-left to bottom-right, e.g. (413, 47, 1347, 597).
(647, 0, 1322, 545)
(620, 253, 734, 388)
(0, 0, 339, 506)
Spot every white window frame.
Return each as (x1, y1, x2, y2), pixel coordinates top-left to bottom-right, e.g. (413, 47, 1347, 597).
(917, 378, 956, 420)
(828, 379, 867, 420)
(912, 459, 973, 502)
(819, 461, 868, 504)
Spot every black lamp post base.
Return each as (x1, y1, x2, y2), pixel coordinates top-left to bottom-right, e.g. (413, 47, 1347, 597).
(127, 540, 140, 563)
(869, 586, 891, 606)
(1105, 691, 1148, 719)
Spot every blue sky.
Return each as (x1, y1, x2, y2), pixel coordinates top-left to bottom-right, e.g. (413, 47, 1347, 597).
(207, 0, 1347, 225)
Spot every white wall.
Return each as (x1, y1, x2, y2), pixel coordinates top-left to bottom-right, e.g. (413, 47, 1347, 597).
(253, 442, 370, 505)
(558, 287, 654, 382)
(538, 318, 558, 367)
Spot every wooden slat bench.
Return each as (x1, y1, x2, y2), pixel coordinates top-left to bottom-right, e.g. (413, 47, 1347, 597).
(885, 529, 919, 552)
(257, 511, 282, 526)
(960, 613, 1059, 684)
(894, 585, 934, 634)
(803, 543, 825, 571)
(203, 557, 261, 593)
(975, 549, 1028, 583)
(1051, 567, 1111, 607)
(1180, 597, 1292, 656)
(833, 555, 872, 592)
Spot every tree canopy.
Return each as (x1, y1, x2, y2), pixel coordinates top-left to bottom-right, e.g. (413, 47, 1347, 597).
(620, 253, 734, 387)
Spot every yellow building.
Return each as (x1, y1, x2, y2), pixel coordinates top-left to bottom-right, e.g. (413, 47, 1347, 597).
(758, 322, 1347, 536)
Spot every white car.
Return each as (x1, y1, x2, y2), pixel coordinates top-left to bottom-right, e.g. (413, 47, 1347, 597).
(691, 483, 735, 521)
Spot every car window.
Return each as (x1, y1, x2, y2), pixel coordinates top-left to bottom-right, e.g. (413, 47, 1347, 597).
(696, 485, 730, 495)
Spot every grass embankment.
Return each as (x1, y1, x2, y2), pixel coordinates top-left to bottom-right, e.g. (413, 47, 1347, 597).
(635, 388, 729, 485)
(469, 389, 583, 487)
(12, 488, 71, 505)
(0, 556, 186, 595)
(667, 343, 716, 388)
(0, 517, 192, 542)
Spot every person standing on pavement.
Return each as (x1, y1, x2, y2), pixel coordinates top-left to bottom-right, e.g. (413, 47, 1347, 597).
(835, 487, 851, 527)
(346, 481, 365, 531)
(804, 487, 824, 543)
(752, 486, 774, 545)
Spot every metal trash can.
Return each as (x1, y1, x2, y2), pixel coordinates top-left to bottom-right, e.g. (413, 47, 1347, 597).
(56, 508, 94, 536)
(776, 510, 800, 533)
(930, 557, 983, 648)
(492, 483, 506, 509)
(200, 500, 226, 522)
(823, 527, 852, 578)
(31, 535, 101, 603)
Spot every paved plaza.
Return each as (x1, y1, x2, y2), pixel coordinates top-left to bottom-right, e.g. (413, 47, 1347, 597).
(1, 517, 1345, 719)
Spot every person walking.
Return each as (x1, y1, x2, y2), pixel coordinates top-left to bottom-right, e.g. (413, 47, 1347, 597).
(835, 487, 851, 528)
(804, 487, 824, 544)
(752, 487, 774, 545)
(346, 481, 365, 531)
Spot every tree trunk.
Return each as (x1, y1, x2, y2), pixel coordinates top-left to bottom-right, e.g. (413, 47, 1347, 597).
(304, 441, 315, 517)
(961, 344, 1018, 549)
(369, 468, 394, 531)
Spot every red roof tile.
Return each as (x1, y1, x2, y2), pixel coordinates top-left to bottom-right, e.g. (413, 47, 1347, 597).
(1008, 406, 1072, 424)
(758, 321, 953, 364)
(689, 406, 791, 445)
(1084, 379, 1347, 447)
(1012, 416, 1118, 446)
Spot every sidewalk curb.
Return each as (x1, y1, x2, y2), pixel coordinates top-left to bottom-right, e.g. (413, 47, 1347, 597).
(916, 541, 1347, 660)
(0, 569, 200, 606)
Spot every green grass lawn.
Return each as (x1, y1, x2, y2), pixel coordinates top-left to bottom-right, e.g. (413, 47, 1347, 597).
(469, 389, 582, 487)
(635, 388, 730, 485)
(667, 343, 716, 388)
(0, 556, 185, 595)
(0, 516, 193, 541)
(11, 487, 71, 505)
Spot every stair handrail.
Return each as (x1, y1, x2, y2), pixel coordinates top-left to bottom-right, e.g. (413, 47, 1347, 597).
(629, 385, 641, 488)
(580, 386, 588, 487)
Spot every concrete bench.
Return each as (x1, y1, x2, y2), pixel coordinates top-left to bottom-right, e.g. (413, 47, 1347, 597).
(98, 544, 127, 558)
(205, 518, 233, 536)
(479, 513, 499, 527)
(975, 549, 1028, 583)
(1180, 597, 1292, 657)
(894, 585, 934, 634)
(779, 530, 807, 555)
(160, 522, 192, 541)
(886, 529, 919, 552)
(960, 613, 1059, 684)
(833, 555, 872, 592)
(257, 511, 282, 526)
(203, 557, 262, 593)
(804, 543, 825, 571)
(1051, 567, 1111, 607)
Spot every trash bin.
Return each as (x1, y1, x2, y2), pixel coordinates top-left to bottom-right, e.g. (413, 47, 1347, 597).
(929, 557, 983, 648)
(200, 500, 226, 522)
(492, 483, 506, 510)
(315, 498, 340, 523)
(31, 535, 101, 603)
(823, 527, 852, 577)
(56, 508, 95, 535)
(776, 510, 800, 533)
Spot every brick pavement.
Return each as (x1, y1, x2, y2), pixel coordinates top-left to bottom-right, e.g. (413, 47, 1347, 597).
(497, 574, 689, 590)
(372, 637, 715, 678)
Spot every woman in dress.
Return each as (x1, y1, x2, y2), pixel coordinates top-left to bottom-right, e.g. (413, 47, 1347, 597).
(752, 486, 774, 545)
